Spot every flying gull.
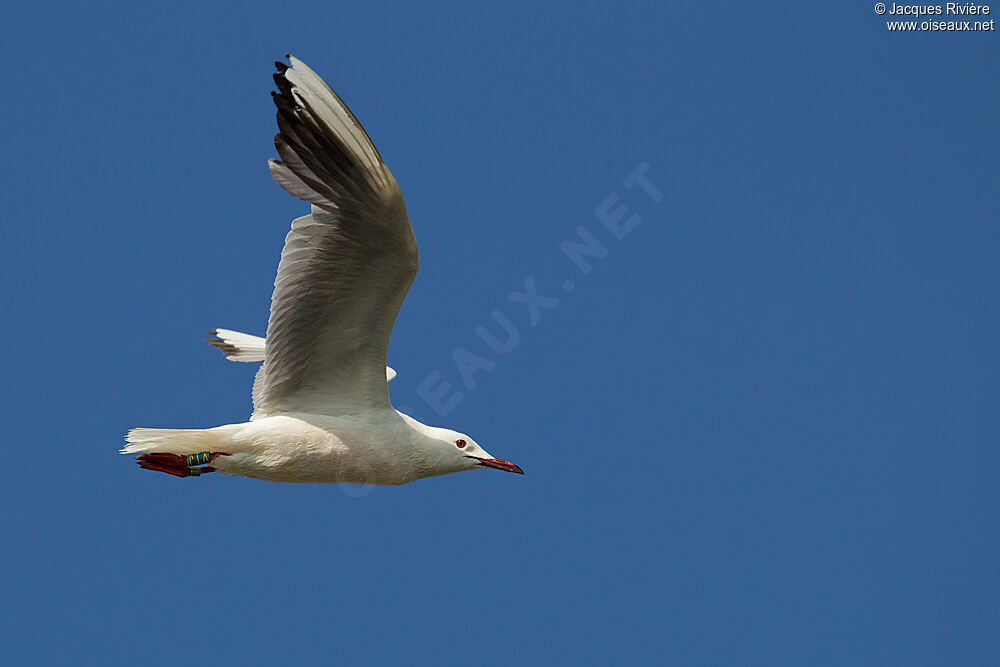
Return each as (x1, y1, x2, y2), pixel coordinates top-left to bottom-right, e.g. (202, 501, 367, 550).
(122, 56, 523, 484)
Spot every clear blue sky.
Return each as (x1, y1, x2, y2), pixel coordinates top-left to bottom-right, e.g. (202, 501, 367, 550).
(2, 2, 997, 665)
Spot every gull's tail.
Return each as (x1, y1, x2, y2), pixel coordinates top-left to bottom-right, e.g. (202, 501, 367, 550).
(121, 428, 224, 455)
(122, 427, 236, 478)
(206, 328, 266, 362)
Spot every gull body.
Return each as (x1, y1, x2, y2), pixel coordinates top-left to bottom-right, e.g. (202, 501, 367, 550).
(122, 56, 522, 484)
(128, 412, 502, 486)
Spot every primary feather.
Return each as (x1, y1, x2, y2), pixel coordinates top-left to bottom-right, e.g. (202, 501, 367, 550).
(258, 57, 418, 417)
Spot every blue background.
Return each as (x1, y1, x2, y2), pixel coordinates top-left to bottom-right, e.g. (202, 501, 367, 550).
(2, 2, 997, 665)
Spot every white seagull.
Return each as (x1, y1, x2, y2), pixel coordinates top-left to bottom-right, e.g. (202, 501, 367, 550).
(122, 56, 523, 484)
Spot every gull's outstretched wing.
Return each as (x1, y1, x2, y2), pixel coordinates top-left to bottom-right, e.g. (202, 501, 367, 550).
(254, 56, 417, 416)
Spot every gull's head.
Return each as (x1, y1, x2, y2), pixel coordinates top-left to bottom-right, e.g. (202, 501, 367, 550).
(431, 428, 524, 476)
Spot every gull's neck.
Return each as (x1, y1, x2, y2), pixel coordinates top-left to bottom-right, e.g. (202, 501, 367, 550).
(393, 410, 461, 477)
(395, 410, 443, 438)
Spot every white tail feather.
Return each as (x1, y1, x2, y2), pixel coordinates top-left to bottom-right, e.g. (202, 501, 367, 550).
(121, 428, 221, 455)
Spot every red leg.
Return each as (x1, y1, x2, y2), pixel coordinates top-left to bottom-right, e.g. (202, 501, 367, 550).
(137, 458, 196, 477)
(136, 453, 187, 468)
(136, 452, 229, 478)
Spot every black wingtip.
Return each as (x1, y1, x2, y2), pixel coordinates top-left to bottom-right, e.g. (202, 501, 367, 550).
(272, 71, 293, 97)
(206, 337, 239, 356)
(205, 330, 239, 356)
(275, 60, 289, 73)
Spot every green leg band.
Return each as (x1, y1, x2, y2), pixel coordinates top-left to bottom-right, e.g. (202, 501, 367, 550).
(186, 451, 212, 466)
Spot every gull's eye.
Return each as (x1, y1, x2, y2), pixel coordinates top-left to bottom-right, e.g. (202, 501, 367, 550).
(455, 439, 467, 449)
